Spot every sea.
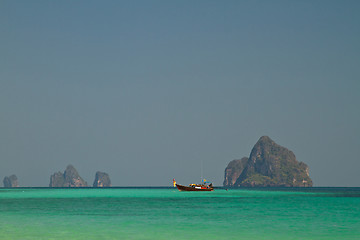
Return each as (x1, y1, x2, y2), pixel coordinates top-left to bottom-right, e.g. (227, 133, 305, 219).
(0, 187, 359, 240)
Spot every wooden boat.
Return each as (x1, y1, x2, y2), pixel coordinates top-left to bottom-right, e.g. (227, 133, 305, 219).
(176, 183, 214, 192)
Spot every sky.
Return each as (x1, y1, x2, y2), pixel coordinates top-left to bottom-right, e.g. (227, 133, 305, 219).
(1, 0, 359, 187)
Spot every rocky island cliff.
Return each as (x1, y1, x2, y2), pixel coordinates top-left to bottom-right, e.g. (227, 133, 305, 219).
(224, 136, 313, 187)
(93, 171, 111, 187)
(223, 157, 248, 187)
(49, 165, 88, 187)
(3, 175, 19, 188)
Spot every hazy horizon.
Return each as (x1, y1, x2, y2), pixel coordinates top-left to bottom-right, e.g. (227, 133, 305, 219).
(1, 1, 360, 187)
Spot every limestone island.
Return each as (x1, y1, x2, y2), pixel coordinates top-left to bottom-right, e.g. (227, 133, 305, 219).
(3, 175, 19, 188)
(93, 171, 111, 187)
(224, 136, 313, 187)
(49, 165, 88, 187)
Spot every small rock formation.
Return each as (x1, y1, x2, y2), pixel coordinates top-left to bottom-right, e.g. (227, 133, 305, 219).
(223, 157, 248, 187)
(50, 172, 65, 187)
(49, 165, 88, 187)
(224, 136, 313, 187)
(3, 175, 19, 188)
(93, 171, 111, 187)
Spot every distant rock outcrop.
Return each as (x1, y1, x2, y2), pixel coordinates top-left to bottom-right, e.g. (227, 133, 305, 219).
(223, 157, 248, 187)
(49, 165, 88, 187)
(93, 171, 111, 187)
(224, 136, 313, 187)
(3, 175, 19, 188)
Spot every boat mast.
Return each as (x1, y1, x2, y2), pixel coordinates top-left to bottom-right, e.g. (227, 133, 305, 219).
(201, 159, 203, 183)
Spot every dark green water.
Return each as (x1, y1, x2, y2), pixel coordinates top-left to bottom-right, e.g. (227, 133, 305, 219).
(0, 188, 359, 239)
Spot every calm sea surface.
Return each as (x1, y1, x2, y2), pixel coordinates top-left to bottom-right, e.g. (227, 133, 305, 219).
(0, 187, 359, 239)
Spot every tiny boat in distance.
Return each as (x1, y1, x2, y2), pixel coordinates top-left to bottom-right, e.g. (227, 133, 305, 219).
(175, 182, 214, 192)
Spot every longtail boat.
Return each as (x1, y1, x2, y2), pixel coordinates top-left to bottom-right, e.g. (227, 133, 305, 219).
(174, 178, 214, 191)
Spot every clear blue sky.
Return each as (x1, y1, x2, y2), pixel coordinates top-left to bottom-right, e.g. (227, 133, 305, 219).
(1, 0, 359, 187)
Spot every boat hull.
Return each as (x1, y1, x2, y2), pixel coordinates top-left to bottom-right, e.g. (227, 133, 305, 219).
(176, 184, 213, 192)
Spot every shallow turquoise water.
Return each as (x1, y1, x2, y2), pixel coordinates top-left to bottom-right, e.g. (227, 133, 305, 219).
(0, 188, 359, 239)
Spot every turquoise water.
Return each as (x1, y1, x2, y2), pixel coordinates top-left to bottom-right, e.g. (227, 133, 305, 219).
(1, 188, 359, 239)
